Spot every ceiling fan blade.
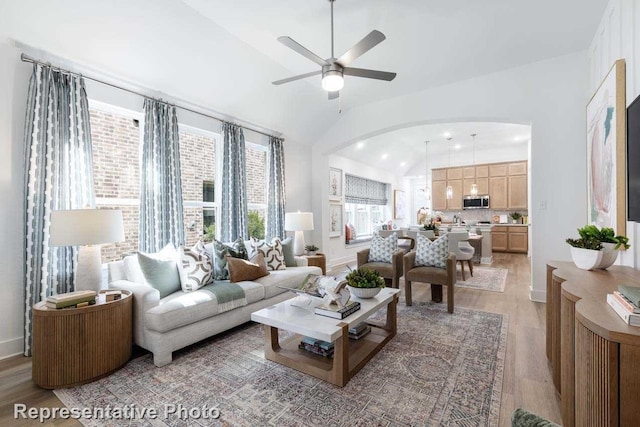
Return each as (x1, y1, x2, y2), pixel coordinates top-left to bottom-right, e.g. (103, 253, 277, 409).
(336, 30, 386, 66)
(272, 70, 322, 85)
(277, 36, 328, 67)
(343, 67, 396, 81)
(328, 91, 339, 100)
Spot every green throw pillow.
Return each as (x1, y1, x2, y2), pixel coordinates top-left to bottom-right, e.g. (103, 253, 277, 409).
(281, 237, 296, 267)
(137, 251, 181, 298)
(213, 238, 249, 280)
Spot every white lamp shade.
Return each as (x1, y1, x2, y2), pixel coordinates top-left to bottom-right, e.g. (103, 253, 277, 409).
(284, 212, 314, 231)
(50, 209, 125, 247)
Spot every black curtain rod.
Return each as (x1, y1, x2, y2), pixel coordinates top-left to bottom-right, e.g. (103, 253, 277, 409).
(20, 53, 282, 140)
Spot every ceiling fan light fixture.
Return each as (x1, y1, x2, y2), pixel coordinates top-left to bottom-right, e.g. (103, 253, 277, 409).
(322, 70, 344, 92)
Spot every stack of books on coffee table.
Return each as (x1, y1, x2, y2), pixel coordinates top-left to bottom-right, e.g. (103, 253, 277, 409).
(298, 337, 334, 358)
(348, 322, 372, 340)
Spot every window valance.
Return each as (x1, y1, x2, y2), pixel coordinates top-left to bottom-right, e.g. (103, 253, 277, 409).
(345, 174, 388, 205)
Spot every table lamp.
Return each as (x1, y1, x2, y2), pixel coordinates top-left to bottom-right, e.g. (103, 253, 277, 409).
(50, 209, 125, 292)
(285, 212, 314, 256)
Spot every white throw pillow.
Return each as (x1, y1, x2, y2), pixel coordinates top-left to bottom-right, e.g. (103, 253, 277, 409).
(368, 232, 398, 263)
(252, 238, 286, 271)
(124, 243, 177, 284)
(178, 241, 214, 292)
(415, 234, 449, 268)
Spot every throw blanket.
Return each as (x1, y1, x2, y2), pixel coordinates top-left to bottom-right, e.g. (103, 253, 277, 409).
(201, 281, 247, 313)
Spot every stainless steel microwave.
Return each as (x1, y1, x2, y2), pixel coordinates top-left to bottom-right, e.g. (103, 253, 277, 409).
(463, 195, 490, 209)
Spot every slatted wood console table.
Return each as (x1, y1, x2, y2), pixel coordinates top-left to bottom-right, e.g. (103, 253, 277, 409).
(546, 261, 640, 427)
(32, 290, 132, 389)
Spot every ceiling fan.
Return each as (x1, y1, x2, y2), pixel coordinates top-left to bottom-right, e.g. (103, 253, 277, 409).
(272, 0, 397, 100)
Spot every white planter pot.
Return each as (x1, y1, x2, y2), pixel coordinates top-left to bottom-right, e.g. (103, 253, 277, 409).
(596, 242, 619, 269)
(347, 285, 382, 299)
(570, 246, 603, 270)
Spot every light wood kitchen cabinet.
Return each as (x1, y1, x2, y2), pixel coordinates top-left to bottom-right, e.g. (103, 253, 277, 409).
(508, 162, 527, 175)
(492, 226, 508, 251)
(432, 180, 447, 211)
(463, 178, 489, 195)
(447, 168, 463, 180)
(492, 225, 528, 253)
(463, 167, 475, 179)
(446, 180, 463, 210)
(432, 169, 447, 181)
(508, 175, 527, 210)
(489, 176, 508, 209)
(489, 163, 508, 176)
(475, 165, 489, 178)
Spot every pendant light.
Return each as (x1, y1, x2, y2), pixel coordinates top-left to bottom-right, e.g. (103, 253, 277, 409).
(470, 133, 478, 196)
(446, 137, 453, 200)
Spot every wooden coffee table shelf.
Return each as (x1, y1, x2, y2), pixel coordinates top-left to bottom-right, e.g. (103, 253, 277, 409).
(253, 289, 399, 387)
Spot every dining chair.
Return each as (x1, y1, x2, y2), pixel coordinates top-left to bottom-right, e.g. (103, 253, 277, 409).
(448, 232, 475, 281)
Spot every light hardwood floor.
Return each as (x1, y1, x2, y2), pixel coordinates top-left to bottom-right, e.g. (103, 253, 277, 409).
(0, 253, 561, 426)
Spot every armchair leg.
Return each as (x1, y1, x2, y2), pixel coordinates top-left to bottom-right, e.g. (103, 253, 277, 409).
(391, 277, 399, 289)
(447, 283, 454, 313)
(459, 261, 466, 281)
(431, 284, 443, 303)
(467, 260, 473, 276)
(405, 280, 413, 306)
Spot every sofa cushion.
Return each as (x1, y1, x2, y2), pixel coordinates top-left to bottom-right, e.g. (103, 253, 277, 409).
(212, 238, 248, 280)
(138, 245, 181, 298)
(227, 253, 269, 282)
(145, 281, 264, 333)
(254, 266, 323, 299)
(405, 265, 448, 283)
(252, 238, 286, 271)
(359, 262, 394, 278)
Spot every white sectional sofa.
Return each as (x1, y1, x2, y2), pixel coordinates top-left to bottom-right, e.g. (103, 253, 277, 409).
(108, 253, 321, 367)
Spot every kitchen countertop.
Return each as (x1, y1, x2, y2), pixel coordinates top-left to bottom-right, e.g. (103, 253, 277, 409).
(492, 223, 531, 227)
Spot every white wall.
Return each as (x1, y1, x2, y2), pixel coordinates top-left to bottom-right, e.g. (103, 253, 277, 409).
(0, 39, 314, 359)
(311, 155, 404, 269)
(589, 0, 640, 268)
(312, 52, 590, 302)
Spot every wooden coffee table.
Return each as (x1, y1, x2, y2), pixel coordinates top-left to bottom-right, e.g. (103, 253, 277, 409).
(251, 288, 400, 387)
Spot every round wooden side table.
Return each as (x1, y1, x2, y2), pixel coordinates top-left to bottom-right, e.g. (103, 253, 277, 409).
(32, 290, 133, 389)
(305, 253, 327, 274)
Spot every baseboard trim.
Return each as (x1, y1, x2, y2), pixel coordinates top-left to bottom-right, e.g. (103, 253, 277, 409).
(0, 336, 23, 360)
(529, 287, 546, 303)
(481, 256, 493, 265)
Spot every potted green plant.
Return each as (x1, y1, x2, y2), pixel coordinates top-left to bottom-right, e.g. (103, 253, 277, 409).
(566, 225, 630, 270)
(304, 244, 319, 256)
(345, 267, 385, 299)
(423, 222, 439, 236)
(509, 212, 522, 224)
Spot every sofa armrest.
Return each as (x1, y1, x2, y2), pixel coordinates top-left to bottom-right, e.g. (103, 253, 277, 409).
(446, 254, 457, 286)
(109, 280, 160, 348)
(294, 256, 308, 267)
(357, 249, 370, 267)
(404, 251, 417, 274)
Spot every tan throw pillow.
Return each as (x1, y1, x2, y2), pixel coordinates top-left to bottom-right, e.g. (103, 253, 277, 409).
(227, 253, 270, 282)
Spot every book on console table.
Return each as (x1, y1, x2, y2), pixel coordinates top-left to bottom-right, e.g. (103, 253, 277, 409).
(606, 294, 640, 327)
(612, 291, 640, 314)
(618, 285, 640, 308)
(314, 301, 361, 319)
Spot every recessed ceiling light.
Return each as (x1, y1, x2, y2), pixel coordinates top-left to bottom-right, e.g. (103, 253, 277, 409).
(381, 153, 388, 159)
(513, 136, 522, 142)
(454, 144, 461, 150)
(400, 162, 406, 167)
(356, 141, 365, 149)
(418, 175, 423, 178)
(443, 132, 452, 138)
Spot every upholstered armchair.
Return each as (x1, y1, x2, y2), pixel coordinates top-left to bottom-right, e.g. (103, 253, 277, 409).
(403, 251, 456, 313)
(357, 248, 405, 289)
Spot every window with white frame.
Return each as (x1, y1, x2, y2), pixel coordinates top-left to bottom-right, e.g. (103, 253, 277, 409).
(246, 142, 267, 239)
(344, 174, 389, 241)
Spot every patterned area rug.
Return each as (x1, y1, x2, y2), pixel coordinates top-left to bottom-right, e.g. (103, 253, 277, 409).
(455, 266, 508, 292)
(55, 302, 508, 426)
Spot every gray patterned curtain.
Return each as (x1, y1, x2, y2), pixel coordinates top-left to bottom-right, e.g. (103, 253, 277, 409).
(266, 136, 286, 240)
(220, 122, 248, 242)
(23, 64, 95, 356)
(139, 99, 184, 252)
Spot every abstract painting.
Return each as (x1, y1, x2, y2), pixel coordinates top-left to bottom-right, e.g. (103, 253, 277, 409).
(329, 167, 342, 200)
(586, 59, 626, 236)
(329, 203, 343, 238)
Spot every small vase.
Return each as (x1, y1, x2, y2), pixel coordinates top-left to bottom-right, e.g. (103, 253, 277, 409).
(570, 246, 603, 270)
(347, 285, 382, 299)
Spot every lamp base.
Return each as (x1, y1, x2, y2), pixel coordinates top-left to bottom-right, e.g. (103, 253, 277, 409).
(293, 230, 305, 256)
(76, 245, 104, 292)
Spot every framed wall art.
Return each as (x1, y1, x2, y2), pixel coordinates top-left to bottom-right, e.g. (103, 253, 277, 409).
(329, 167, 342, 200)
(586, 59, 626, 236)
(393, 189, 406, 220)
(329, 203, 343, 238)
